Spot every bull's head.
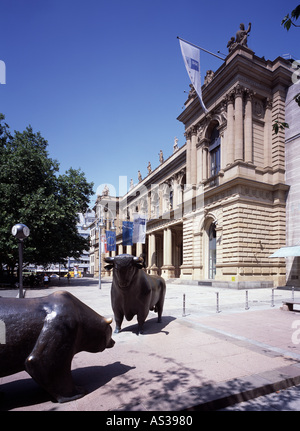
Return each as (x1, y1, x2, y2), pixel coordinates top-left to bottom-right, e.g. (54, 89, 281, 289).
(104, 254, 144, 289)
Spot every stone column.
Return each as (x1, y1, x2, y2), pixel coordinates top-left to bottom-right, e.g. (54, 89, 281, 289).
(226, 92, 235, 165)
(163, 228, 171, 265)
(148, 233, 158, 275)
(161, 228, 175, 278)
(234, 85, 244, 162)
(244, 89, 253, 163)
(136, 242, 143, 258)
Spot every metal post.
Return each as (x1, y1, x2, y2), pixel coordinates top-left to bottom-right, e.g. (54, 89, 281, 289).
(177, 36, 225, 60)
(245, 290, 250, 310)
(182, 293, 186, 317)
(18, 240, 24, 298)
(271, 288, 275, 307)
(11, 223, 30, 299)
(98, 222, 102, 290)
(292, 286, 295, 301)
(216, 292, 221, 313)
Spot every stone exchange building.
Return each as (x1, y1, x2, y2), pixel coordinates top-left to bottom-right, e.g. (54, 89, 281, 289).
(91, 39, 299, 289)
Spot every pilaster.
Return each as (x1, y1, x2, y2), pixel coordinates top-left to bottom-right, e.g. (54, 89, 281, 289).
(226, 92, 235, 165)
(244, 89, 253, 163)
(185, 131, 191, 185)
(234, 85, 244, 162)
(190, 126, 197, 186)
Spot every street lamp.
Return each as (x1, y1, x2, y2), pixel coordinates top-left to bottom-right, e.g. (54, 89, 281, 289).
(83, 205, 116, 289)
(11, 223, 30, 298)
(98, 204, 117, 290)
(97, 217, 105, 289)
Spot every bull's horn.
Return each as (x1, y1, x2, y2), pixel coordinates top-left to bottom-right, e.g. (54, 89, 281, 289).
(105, 317, 113, 324)
(104, 256, 114, 263)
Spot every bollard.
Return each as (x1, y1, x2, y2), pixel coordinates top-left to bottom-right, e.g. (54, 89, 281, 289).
(182, 293, 186, 317)
(292, 286, 295, 302)
(216, 292, 221, 313)
(0, 319, 5, 344)
(245, 290, 250, 310)
(271, 288, 275, 307)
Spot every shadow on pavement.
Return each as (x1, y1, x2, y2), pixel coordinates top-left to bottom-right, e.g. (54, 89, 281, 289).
(0, 361, 133, 411)
(118, 316, 176, 335)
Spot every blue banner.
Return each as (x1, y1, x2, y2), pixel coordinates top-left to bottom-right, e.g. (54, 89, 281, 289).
(122, 221, 133, 246)
(106, 230, 116, 252)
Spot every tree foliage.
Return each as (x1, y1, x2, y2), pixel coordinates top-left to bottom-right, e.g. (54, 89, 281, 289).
(282, 5, 300, 30)
(0, 114, 94, 274)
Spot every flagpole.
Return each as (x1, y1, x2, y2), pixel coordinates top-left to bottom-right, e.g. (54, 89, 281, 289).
(177, 36, 225, 61)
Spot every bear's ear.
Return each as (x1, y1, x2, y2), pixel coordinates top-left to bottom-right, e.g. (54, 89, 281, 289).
(104, 264, 114, 270)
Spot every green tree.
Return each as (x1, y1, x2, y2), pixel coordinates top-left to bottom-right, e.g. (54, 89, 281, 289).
(0, 114, 94, 276)
(273, 5, 300, 133)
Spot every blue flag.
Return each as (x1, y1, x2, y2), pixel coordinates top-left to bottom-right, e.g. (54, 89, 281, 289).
(106, 230, 116, 252)
(122, 221, 133, 246)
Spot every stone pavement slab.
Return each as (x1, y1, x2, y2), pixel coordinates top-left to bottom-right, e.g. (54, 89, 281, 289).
(1, 279, 300, 411)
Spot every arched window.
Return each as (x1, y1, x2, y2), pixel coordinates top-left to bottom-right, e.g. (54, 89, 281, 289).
(209, 126, 220, 177)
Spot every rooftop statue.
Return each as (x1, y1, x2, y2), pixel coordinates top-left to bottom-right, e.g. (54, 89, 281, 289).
(102, 184, 109, 196)
(159, 149, 164, 164)
(227, 22, 252, 53)
(173, 137, 179, 153)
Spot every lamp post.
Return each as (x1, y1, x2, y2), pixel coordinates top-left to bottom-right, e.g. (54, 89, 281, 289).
(97, 204, 116, 289)
(11, 223, 30, 298)
(83, 205, 116, 289)
(97, 217, 105, 289)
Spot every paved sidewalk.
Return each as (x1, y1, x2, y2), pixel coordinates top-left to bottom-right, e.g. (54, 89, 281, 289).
(1, 278, 300, 411)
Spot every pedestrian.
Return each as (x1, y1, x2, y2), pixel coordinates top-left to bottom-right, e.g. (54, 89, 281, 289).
(43, 273, 49, 288)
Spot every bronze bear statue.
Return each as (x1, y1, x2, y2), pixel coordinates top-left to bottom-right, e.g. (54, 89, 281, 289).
(0, 291, 115, 403)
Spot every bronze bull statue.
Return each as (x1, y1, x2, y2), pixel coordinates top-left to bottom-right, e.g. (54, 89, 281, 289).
(0, 290, 115, 403)
(105, 254, 166, 334)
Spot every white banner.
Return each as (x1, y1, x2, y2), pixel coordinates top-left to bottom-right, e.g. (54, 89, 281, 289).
(100, 233, 107, 253)
(179, 38, 207, 113)
(132, 214, 147, 244)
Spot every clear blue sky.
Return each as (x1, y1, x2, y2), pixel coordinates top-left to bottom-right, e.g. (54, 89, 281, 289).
(1, 0, 298, 205)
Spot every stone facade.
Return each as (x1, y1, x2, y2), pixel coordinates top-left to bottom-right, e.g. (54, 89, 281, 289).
(176, 45, 292, 287)
(285, 82, 300, 286)
(92, 44, 295, 288)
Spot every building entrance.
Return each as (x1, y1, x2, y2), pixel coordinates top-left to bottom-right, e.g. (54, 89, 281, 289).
(208, 223, 216, 279)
